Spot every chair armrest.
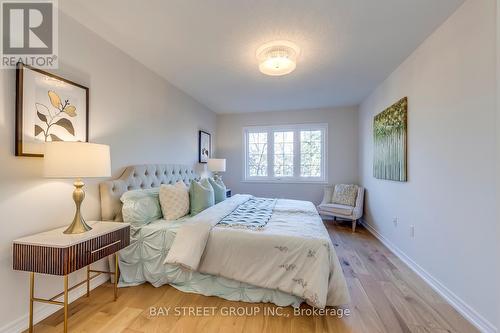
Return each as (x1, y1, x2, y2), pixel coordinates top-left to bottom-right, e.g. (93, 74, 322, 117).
(352, 187, 365, 219)
(320, 186, 334, 205)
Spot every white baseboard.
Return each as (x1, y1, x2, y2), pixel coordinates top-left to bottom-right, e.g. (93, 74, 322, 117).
(0, 274, 110, 333)
(361, 220, 497, 333)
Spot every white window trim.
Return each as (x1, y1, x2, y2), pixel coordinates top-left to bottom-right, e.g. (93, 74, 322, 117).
(242, 123, 328, 184)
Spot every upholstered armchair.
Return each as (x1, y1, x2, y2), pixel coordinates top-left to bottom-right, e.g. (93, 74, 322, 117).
(317, 185, 364, 232)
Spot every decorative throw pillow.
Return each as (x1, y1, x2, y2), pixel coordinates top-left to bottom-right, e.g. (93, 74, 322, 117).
(121, 188, 162, 227)
(159, 181, 190, 220)
(208, 177, 226, 204)
(331, 184, 358, 207)
(189, 178, 215, 216)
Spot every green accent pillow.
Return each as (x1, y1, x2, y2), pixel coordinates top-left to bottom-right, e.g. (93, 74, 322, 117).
(189, 178, 215, 216)
(331, 184, 358, 206)
(121, 188, 162, 227)
(208, 177, 226, 204)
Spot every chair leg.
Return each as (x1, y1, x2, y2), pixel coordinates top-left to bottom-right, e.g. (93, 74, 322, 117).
(352, 219, 357, 233)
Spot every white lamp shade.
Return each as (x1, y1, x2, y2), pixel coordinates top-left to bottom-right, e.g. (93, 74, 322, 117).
(207, 158, 226, 172)
(44, 142, 111, 178)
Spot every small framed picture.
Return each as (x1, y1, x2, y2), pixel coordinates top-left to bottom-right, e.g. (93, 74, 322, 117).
(199, 130, 211, 163)
(15, 63, 89, 157)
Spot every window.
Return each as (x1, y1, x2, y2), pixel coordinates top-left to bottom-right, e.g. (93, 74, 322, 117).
(247, 132, 268, 176)
(244, 124, 327, 183)
(300, 130, 322, 177)
(273, 131, 294, 177)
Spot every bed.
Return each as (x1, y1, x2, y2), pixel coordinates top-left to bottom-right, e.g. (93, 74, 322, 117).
(100, 164, 349, 308)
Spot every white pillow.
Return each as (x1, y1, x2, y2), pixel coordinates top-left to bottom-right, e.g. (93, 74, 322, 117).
(159, 181, 190, 220)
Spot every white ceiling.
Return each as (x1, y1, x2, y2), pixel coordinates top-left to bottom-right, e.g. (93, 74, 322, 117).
(60, 0, 465, 113)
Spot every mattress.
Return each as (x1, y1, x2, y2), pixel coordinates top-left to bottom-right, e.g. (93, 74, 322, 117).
(118, 218, 304, 307)
(165, 195, 349, 308)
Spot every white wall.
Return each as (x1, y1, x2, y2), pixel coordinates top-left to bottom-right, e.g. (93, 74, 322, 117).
(358, 0, 497, 331)
(216, 107, 358, 204)
(496, 0, 500, 330)
(0, 13, 216, 331)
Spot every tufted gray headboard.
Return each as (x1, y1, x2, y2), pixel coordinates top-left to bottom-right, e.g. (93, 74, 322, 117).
(99, 164, 200, 221)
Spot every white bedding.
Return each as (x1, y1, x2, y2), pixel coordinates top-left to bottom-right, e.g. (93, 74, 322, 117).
(165, 194, 350, 308)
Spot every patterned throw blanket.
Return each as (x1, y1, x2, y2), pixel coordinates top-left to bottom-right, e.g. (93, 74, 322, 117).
(217, 197, 277, 230)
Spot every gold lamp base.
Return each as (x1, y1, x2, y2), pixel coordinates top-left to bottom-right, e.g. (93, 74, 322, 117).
(63, 179, 92, 234)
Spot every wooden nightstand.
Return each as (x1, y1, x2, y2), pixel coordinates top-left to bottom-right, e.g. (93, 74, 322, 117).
(13, 222, 130, 333)
(226, 188, 232, 198)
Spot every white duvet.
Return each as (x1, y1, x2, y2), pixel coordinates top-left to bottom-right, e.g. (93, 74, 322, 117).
(165, 194, 350, 308)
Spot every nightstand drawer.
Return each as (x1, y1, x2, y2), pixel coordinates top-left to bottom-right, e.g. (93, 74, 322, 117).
(13, 223, 130, 275)
(87, 227, 128, 264)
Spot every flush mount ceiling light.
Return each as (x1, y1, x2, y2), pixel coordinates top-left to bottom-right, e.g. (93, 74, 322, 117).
(256, 40, 300, 76)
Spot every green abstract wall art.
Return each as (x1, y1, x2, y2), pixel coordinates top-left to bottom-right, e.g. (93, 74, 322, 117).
(373, 97, 408, 182)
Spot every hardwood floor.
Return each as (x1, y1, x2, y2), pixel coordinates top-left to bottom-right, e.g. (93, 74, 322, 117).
(27, 222, 477, 333)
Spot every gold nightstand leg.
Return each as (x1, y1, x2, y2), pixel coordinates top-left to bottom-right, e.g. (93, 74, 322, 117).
(114, 253, 119, 301)
(63, 275, 68, 333)
(86, 265, 90, 297)
(29, 272, 34, 333)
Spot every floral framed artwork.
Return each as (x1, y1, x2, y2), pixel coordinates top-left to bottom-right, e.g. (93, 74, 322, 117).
(199, 130, 211, 163)
(15, 63, 89, 157)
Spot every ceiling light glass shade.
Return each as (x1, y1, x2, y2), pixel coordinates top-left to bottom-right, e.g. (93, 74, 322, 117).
(256, 40, 300, 76)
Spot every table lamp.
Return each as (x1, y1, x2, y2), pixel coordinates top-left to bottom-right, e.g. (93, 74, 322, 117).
(207, 158, 226, 181)
(44, 142, 111, 234)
